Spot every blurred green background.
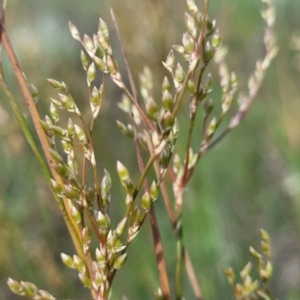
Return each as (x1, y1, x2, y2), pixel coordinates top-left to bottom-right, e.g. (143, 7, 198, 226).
(0, 0, 300, 299)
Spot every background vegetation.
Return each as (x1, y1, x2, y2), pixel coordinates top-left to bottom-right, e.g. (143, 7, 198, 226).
(0, 0, 299, 299)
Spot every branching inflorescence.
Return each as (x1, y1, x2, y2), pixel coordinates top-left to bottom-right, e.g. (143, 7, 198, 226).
(1, 0, 277, 299)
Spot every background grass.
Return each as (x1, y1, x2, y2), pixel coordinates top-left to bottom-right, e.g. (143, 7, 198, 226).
(0, 0, 300, 299)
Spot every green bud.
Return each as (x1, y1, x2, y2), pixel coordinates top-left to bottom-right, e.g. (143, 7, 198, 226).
(61, 253, 75, 269)
(116, 217, 127, 236)
(64, 185, 79, 200)
(82, 226, 92, 247)
(159, 147, 171, 169)
(172, 118, 179, 139)
(150, 181, 158, 201)
(68, 173, 81, 190)
(107, 251, 117, 269)
(145, 97, 159, 121)
(186, 0, 198, 15)
(21, 281, 38, 297)
(93, 55, 107, 72)
(132, 206, 141, 225)
(98, 18, 109, 41)
(206, 19, 216, 36)
(91, 86, 100, 107)
(174, 63, 185, 83)
(125, 194, 133, 207)
(78, 273, 92, 288)
(50, 97, 63, 109)
(95, 247, 107, 265)
(249, 246, 262, 260)
(185, 12, 196, 32)
(58, 93, 76, 113)
(50, 179, 64, 196)
(162, 90, 173, 110)
(162, 76, 170, 91)
(104, 169, 112, 188)
(260, 229, 270, 243)
(212, 31, 221, 48)
(41, 119, 51, 132)
(240, 262, 252, 279)
(38, 290, 56, 300)
(49, 102, 59, 123)
(123, 177, 134, 195)
(114, 252, 127, 270)
(7, 278, 24, 295)
(69, 21, 80, 40)
(205, 117, 217, 140)
(73, 255, 86, 273)
(87, 62, 96, 83)
(74, 124, 87, 143)
(182, 33, 195, 54)
(66, 118, 74, 137)
(141, 191, 152, 211)
(173, 44, 185, 54)
(52, 125, 67, 138)
(55, 162, 69, 178)
(260, 261, 273, 281)
(161, 111, 175, 132)
(83, 34, 95, 51)
(70, 201, 82, 224)
(164, 49, 175, 71)
(116, 161, 129, 181)
(50, 149, 64, 165)
(203, 41, 213, 62)
(98, 32, 109, 52)
(96, 210, 110, 230)
(47, 78, 63, 90)
(188, 79, 196, 95)
(261, 241, 270, 255)
(106, 55, 117, 75)
(80, 50, 89, 70)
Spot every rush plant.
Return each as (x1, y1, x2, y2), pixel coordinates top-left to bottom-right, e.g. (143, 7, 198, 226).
(0, 0, 277, 299)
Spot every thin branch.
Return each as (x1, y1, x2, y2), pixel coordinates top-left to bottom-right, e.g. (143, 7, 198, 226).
(145, 132, 203, 300)
(0, 15, 84, 259)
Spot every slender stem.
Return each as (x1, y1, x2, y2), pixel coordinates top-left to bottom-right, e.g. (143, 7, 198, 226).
(122, 85, 156, 132)
(145, 132, 203, 299)
(133, 151, 159, 199)
(0, 21, 84, 259)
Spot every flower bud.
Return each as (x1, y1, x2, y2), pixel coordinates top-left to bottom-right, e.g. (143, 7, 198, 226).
(182, 33, 195, 54)
(114, 252, 127, 270)
(141, 191, 152, 211)
(162, 90, 173, 110)
(174, 63, 185, 83)
(78, 273, 92, 288)
(69, 21, 80, 41)
(80, 50, 89, 70)
(61, 253, 75, 268)
(87, 62, 96, 83)
(83, 34, 95, 51)
(185, 12, 196, 32)
(161, 111, 175, 132)
(149, 181, 158, 201)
